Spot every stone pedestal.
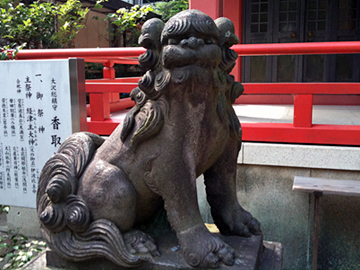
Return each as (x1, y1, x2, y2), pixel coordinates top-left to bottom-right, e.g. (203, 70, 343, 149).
(22, 233, 282, 270)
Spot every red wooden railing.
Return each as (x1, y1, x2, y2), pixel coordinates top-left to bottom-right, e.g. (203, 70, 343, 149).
(237, 83, 360, 145)
(14, 41, 360, 145)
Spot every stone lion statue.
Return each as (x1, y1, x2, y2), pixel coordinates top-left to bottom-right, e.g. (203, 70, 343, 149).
(37, 10, 261, 269)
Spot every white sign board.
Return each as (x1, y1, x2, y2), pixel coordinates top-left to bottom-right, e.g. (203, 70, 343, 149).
(0, 58, 86, 208)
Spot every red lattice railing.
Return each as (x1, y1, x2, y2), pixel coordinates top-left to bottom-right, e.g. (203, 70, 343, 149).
(14, 41, 360, 145)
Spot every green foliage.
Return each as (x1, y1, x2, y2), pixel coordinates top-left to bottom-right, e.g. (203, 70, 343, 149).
(106, 1, 188, 32)
(94, 0, 108, 9)
(0, 0, 88, 48)
(0, 43, 26, 60)
(107, 5, 154, 33)
(54, 0, 89, 47)
(154, 0, 189, 22)
(0, 229, 46, 270)
(104, 5, 154, 47)
(103, 1, 188, 47)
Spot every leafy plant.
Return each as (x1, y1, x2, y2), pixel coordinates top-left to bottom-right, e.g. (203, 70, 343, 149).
(103, 4, 154, 47)
(0, 229, 46, 270)
(102, 1, 188, 47)
(107, 5, 154, 33)
(154, 0, 189, 22)
(55, 0, 89, 47)
(0, 43, 26, 60)
(0, 0, 88, 48)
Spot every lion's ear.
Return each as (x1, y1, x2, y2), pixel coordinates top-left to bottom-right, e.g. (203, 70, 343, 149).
(138, 18, 164, 71)
(214, 17, 239, 48)
(215, 17, 239, 73)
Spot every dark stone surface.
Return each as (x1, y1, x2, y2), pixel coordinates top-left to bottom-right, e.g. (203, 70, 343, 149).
(36, 9, 263, 269)
(22, 235, 282, 270)
(46, 234, 267, 270)
(260, 241, 283, 270)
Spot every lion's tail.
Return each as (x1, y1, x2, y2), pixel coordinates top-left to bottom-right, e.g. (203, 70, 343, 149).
(36, 132, 144, 268)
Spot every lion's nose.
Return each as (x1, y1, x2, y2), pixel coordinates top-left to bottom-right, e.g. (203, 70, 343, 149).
(180, 37, 204, 49)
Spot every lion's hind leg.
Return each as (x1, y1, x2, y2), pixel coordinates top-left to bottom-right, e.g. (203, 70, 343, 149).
(78, 159, 161, 257)
(78, 159, 137, 232)
(37, 133, 153, 267)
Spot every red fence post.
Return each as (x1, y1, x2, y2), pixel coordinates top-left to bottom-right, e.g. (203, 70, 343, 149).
(89, 93, 110, 121)
(88, 60, 112, 121)
(294, 94, 313, 128)
(103, 60, 118, 103)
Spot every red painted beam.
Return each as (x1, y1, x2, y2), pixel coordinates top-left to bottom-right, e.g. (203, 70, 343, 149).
(84, 82, 360, 96)
(86, 98, 134, 116)
(87, 119, 121, 135)
(15, 47, 146, 60)
(87, 77, 141, 83)
(110, 99, 135, 112)
(233, 41, 360, 56)
(87, 121, 360, 145)
(86, 82, 137, 93)
(242, 123, 360, 146)
(85, 81, 359, 96)
(78, 58, 139, 64)
(14, 42, 359, 61)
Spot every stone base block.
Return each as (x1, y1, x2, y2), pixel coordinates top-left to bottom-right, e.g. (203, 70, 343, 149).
(22, 232, 282, 270)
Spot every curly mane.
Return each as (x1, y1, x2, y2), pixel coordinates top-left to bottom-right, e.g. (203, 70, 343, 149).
(121, 13, 244, 148)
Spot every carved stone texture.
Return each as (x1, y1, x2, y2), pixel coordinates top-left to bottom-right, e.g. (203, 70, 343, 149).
(37, 9, 262, 269)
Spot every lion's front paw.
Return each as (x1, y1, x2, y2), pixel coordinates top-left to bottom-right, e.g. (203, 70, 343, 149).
(178, 224, 235, 268)
(213, 205, 262, 237)
(124, 230, 160, 257)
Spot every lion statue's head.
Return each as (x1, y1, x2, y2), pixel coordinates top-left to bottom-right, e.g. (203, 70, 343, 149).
(121, 10, 244, 147)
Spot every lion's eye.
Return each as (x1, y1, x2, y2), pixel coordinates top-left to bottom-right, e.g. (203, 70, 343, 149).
(205, 38, 214, 44)
(168, 38, 179, 45)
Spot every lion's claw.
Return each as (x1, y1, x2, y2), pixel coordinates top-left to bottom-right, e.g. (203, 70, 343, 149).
(203, 252, 221, 268)
(213, 205, 262, 238)
(218, 246, 235, 266)
(179, 225, 235, 268)
(124, 230, 160, 257)
(232, 221, 252, 237)
(247, 217, 262, 235)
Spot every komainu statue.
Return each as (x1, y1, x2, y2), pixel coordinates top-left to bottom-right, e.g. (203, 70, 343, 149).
(37, 9, 262, 269)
